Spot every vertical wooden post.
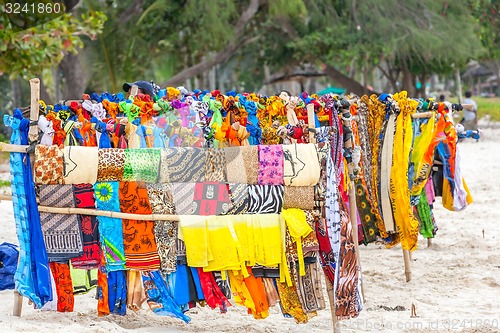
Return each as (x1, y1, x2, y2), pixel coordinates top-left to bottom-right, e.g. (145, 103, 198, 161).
(403, 249, 412, 282)
(28, 78, 40, 143)
(13, 290, 23, 317)
(325, 276, 341, 333)
(427, 238, 433, 247)
(307, 104, 315, 143)
(348, 180, 365, 303)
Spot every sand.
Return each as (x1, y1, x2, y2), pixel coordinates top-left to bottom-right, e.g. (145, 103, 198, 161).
(0, 125, 498, 333)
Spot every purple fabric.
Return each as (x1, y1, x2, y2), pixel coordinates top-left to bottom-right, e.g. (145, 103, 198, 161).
(257, 145, 284, 185)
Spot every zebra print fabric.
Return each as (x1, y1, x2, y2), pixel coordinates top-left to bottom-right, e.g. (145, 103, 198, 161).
(247, 185, 284, 214)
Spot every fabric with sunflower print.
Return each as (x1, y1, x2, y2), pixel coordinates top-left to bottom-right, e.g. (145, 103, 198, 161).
(71, 184, 101, 269)
(353, 178, 379, 244)
(123, 148, 161, 183)
(97, 148, 125, 182)
(146, 183, 178, 275)
(119, 181, 161, 271)
(94, 181, 126, 271)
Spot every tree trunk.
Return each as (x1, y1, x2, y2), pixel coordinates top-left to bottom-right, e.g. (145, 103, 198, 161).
(401, 66, 416, 97)
(59, 52, 88, 100)
(323, 64, 376, 96)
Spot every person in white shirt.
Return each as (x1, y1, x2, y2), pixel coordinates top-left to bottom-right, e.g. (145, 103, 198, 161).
(461, 91, 478, 130)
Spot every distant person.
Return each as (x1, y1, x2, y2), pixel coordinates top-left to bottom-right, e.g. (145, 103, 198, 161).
(461, 91, 478, 130)
(439, 94, 446, 102)
(123, 80, 156, 98)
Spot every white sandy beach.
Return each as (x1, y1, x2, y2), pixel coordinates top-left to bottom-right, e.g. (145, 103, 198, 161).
(0, 125, 499, 333)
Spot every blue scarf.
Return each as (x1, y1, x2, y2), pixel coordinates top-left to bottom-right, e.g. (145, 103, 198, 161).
(5, 109, 52, 308)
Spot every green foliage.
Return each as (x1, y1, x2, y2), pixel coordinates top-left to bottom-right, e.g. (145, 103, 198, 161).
(471, 0, 500, 60)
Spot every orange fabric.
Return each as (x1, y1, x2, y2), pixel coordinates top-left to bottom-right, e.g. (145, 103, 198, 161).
(97, 260, 110, 316)
(119, 182, 161, 270)
(243, 267, 269, 319)
(49, 262, 74, 312)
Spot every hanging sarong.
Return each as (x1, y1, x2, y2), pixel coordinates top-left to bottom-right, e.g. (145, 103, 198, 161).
(49, 262, 74, 312)
(165, 147, 206, 182)
(107, 270, 127, 315)
(205, 148, 228, 182)
(34, 144, 65, 185)
(39, 185, 83, 261)
(283, 186, 315, 209)
(248, 185, 284, 214)
(6, 113, 52, 308)
(119, 182, 161, 270)
(94, 181, 126, 271)
(71, 184, 100, 269)
(380, 113, 396, 233)
(224, 147, 248, 183)
(197, 269, 230, 313)
(257, 145, 284, 185)
(171, 183, 196, 215)
(97, 148, 125, 182)
(126, 269, 146, 310)
(283, 143, 321, 186)
(146, 183, 177, 275)
(241, 145, 259, 184)
(222, 183, 249, 215)
(142, 270, 191, 323)
(193, 182, 230, 215)
(63, 146, 98, 184)
(123, 148, 161, 183)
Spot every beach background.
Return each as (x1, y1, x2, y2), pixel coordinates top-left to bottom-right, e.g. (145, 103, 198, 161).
(0, 122, 499, 333)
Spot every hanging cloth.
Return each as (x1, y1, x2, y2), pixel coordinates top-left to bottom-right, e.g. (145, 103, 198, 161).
(257, 145, 284, 185)
(49, 262, 74, 312)
(380, 113, 396, 233)
(97, 148, 125, 182)
(5, 112, 53, 308)
(38, 185, 84, 261)
(34, 144, 65, 185)
(141, 271, 191, 323)
(283, 143, 321, 186)
(123, 148, 161, 183)
(71, 184, 100, 269)
(63, 146, 98, 184)
(119, 182, 161, 270)
(94, 181, 127, 271)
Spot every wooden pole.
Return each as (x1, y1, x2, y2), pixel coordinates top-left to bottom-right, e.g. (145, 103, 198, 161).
(0, 142, 29, 153)
(28, 78, 40, 143)
(348, 180, 365, 303)
(403, 249, 412, 282)
(325, 276, 341, 333)
(13, 290, 23, 317)
(427, 238, 433, 247)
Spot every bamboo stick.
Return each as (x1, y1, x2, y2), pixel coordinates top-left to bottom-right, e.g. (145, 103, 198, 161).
(307, 103, 316, 143)
(0, 142, 29, 153)
(411, 112, 434, 119)
(28, 78, 40, 143)
(36, 205, 180, 221)
(348, 180, 365, 303)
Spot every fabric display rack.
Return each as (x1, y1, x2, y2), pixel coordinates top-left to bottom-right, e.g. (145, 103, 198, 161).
(0, 78, 475, 331)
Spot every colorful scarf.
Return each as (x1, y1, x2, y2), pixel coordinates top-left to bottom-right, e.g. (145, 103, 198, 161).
(6, 113, 52, 308)
(97, 148, 125, 182)
(63, 146, 98, 184)
(123, 148, 161, 183)
(146, 183, 177, 275)
(71, 184, 100, 269)
(49, 262, 74, 312)
(165, 147, 206, 182)
(142, 271, 191, 323)
(283, 143, 321, 186)
(294, 258, 326, 313)
(197, 269, 230, 313)
(39, 185, 83, 261)
(34, 144, 65, 185)
(94, 181, 126, 271)
(126, 269, 146, 310)
(353, 177, 379, 244)
(119, 182, 161, 270)
(257, 145, 284, 185)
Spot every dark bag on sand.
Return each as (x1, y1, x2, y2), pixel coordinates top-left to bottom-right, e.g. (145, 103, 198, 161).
(0, 242, 19, 290)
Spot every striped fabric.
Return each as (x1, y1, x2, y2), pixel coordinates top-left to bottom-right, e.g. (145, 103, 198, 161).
(165, 147, 206, 182)
(171, 183, 196, 215)
(38, 185, 83, 262)
(247, 185, 284, 214)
